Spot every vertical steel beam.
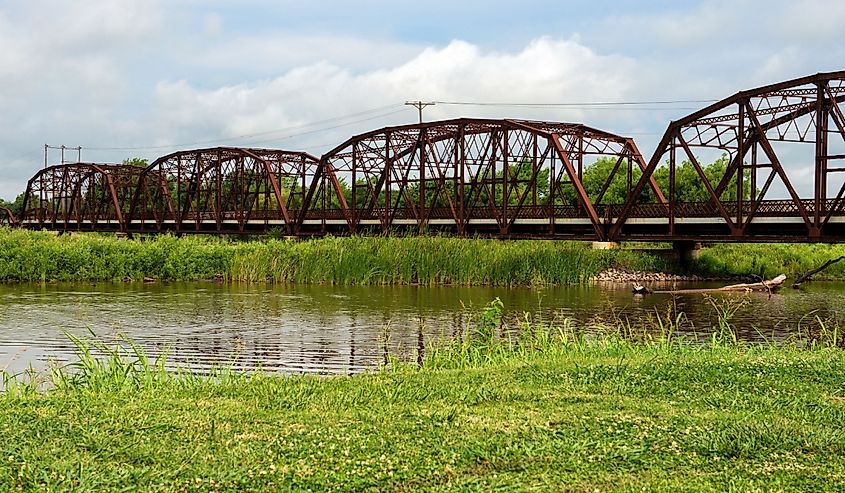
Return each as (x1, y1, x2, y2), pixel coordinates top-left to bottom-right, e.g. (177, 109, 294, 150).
(418, 129, 427, 232)
(669, 142, 675, 236)
(815, 82, 829, 229)
(502, 128, 509, 234)
(746, 102, 816, 236)
(737, 102, 745, 227)
(458, 125, 466, 235)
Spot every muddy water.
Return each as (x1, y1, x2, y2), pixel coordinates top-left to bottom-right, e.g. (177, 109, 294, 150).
(1, 281, 843, 375)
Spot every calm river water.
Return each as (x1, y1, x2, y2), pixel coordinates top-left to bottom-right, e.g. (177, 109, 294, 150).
(1, 281, 844, 375)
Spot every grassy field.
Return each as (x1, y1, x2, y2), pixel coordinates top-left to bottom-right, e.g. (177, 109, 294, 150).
(4, 227, 845, 285)
(2, 302, 845, 492)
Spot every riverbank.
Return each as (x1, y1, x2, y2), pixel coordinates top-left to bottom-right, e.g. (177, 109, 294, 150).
(2, 317, 844, 491)
(0, 228, 669, 285)
(3, 228, 845, 285)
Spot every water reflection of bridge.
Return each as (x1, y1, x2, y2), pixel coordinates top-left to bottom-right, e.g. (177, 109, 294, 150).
(7, 71, 845, 242)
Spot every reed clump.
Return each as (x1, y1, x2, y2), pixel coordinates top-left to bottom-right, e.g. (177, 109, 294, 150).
(422, 297, 845, 370)
(6, 229, 845, 285)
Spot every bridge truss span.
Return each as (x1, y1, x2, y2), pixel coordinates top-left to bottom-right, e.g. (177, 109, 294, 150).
(12, 70, 845, 243)
(300, 118, 664, 239)
(19, 163, 139, 232)
(127, 147, 320, 234)
(0, 207, 16, 226)
(611, 70, 845, 242)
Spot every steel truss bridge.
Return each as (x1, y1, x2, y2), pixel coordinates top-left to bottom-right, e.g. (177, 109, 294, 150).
(6, 71, 845, 243)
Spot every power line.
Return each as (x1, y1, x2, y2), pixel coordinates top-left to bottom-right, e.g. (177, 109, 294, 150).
(465, 106, 702, 112)
(44, 97, 707, 158)
(83, 103, 404, 152)
(434, 99, 717, 107)
(238, 108, 408, 147)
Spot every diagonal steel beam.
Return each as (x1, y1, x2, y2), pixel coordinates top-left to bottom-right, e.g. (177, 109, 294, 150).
(550, 133, 603, 239)
(676, 133, 737, 232)
(746, 102, 816, 235)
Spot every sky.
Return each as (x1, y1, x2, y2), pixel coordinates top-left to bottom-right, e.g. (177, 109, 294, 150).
(0, 0, 843, 199)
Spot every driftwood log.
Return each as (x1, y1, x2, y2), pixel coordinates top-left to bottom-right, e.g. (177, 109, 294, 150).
(792, 256, 845, 289)
(633, 274, 786, 295)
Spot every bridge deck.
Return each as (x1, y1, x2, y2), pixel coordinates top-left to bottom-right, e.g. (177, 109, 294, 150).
(16, 199, 845, 242)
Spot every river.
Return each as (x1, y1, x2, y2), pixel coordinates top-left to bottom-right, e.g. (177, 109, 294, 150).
(1, 281, 843, 375)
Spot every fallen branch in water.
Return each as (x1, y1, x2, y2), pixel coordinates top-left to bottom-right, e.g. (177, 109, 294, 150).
(792, 256, 845, 289)
(634, 274, 786, 295)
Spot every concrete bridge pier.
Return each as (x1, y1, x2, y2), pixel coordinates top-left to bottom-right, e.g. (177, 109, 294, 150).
(672, 241, 702, 266)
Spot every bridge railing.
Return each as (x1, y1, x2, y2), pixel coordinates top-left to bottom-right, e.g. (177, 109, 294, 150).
(607, 199, 845, 219)
(114, 199, 845, 223)
(18, 199, 845, 233)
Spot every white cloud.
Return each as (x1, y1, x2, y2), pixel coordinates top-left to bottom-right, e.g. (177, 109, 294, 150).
(611, 0, 845, 47)
(193, 33, 424, 74)
(151, 37, 643, 147)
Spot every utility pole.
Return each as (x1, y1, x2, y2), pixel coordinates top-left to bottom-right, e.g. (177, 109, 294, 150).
(44, 144, 82, 168)
(405, 101, 435, 124)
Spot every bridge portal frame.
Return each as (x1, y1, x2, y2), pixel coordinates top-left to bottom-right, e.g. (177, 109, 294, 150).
(0, 207, 16, 226)
(19, 163, 135, 232)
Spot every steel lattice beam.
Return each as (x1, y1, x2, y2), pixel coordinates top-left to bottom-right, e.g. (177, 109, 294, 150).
(0, 207, 16, 226)
(19, 163, 131, 232)
(126, 147, 320, 234)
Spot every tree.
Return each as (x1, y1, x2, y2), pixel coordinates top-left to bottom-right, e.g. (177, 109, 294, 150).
(581, 156, 642, 205)
(554, 154, 749, 207)
(558, 157, 655, 206)
(0, 192, 25, 215)
(123, 157, 149, 168)
(652, 154, 750, 202)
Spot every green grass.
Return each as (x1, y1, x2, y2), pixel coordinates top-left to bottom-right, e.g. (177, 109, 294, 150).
(6, 228, 845, 285)
(2, 301, 845, 491)
(695, 243, 845, 280)
(0, 228, 668, 285)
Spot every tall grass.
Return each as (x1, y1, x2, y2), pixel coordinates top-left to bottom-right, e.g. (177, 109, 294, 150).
(226, 235, 669, 285)
(0, 228, 668, 285)
(0, 229, 231, 282)
(422, 297, 845, 370)
(695, 243, 845, 280)
(6, 228, 845, 285)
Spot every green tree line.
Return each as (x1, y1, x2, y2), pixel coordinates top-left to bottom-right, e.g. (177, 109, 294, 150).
(330, 153, 747, 210)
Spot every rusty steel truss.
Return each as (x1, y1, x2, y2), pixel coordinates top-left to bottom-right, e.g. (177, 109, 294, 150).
(0, 207, 16, 226)
(10, 71, 845, 242)
(126, 147, 320, 234)
(611, 70, 845, 242)
(298, 118, 663, 237)
(20, 163, 138, 231)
